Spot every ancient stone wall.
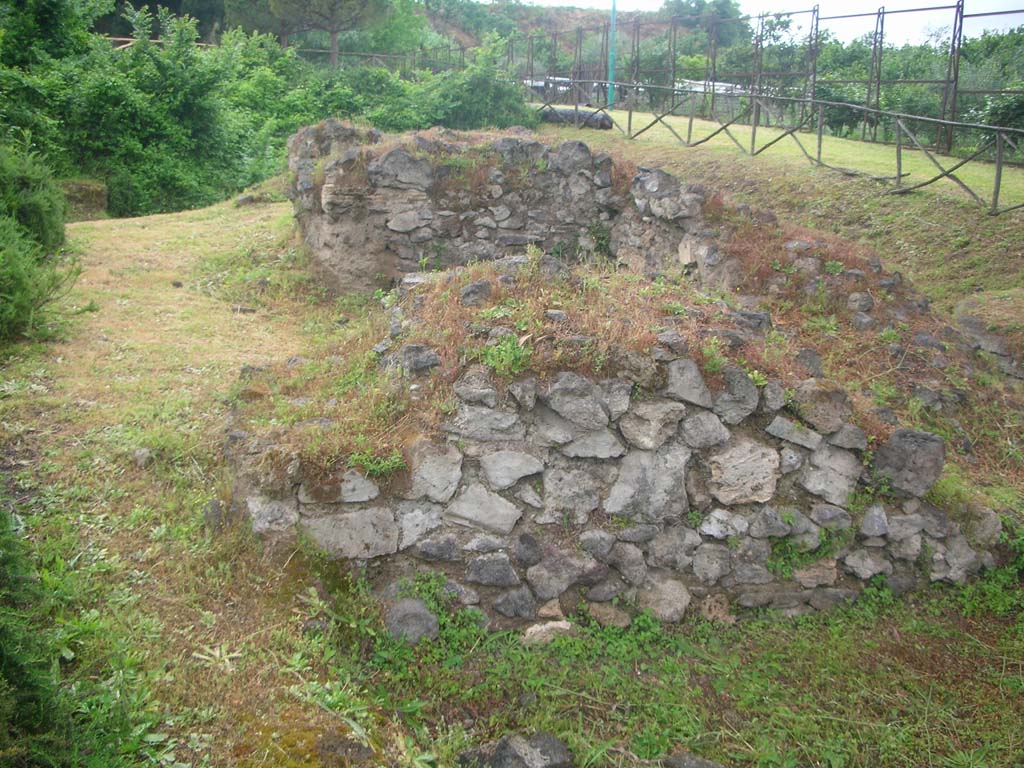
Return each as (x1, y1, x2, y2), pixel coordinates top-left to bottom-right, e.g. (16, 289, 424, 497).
(286, 121, 736, 294)
(238, 122, 1014, 634)
(229, 349, 1002, 630)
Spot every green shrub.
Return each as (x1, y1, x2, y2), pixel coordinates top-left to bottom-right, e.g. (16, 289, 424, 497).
(0, 216, 76, 342)
(0, 140, 65, 252)
(0, 508, 56, 762)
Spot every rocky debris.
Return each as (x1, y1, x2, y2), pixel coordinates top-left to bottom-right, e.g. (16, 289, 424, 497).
(663, 751, 730, 768)
(446, 483, 523, 535)
(692, 543, 731, 585)
(245, 494, 299, 534)
(454, 366, 498, 407)
(664, 359, 713, 407)
(793, 559, 838, 588)
(522, 621, 577, 646)
(367, 148, 434, 191)
(385, 598, 439, 644)
(458, 732, 573, 768)
(638, 573, 692, 622)
(398, 344, 441, 375)
(791, 379, 852, 434)
(396, 501, 443, 549)
(680, 410, 730, 449)
(647, 528, 704, 573)
(133, 447, 153, 469)
(766, 415, 822, 451)
(466, 552, 521, 586)
(809, 504, 852, 531)
(965, 506, 1003, 549)
(543, 372, 609, 430)
(843, 549, 893, 580)
(619, 398, 687, 449)
(300, 508, 399, 559)
(588, 601, 631, 628)
(405, 441, 463, 504)
(798, 445, 861, 506)
(527, 550, 605, 600)
(494, 586, 538, 619)
(445, 405, 525, 442)
(299, 469, 379, 504)
(600, 378, 633, 420)
(509, 378, 538, 410)
(847, 292, 874, 312)
(604, 443, 691, 520)
(749, 506, 792, 538)
(873, 429, 945, 497)
(460, 280, 493, 306)
(713, 365, 760, 425)
(707, 438, 779, 505)
(830, 424, 867, 451)
(580, 529, 616, 559)
(607, 542, 647, 585)
(542, 468, 601, 524)
(699, 508, 749, 539)
(859, 505, 889, 538)
(561, 428, 626, 459)
(480, 451, 545, 490)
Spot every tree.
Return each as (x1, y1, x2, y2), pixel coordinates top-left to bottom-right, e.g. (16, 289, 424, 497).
(268, 0, 387, 67)
(0, 0, 111, 67)
(661, 0, 749, 49)
(224, 0, 302, 46)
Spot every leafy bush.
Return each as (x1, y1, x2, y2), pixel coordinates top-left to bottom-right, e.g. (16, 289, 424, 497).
(0, 139, 65, 252)
(0, 508, 57, 762)
(971, 83, 1024, 129)
(0, 216, 75, 342)
(0, 6, 536, 217)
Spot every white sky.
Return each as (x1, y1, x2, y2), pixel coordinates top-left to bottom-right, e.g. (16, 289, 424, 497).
(519, 0, 1024, 43)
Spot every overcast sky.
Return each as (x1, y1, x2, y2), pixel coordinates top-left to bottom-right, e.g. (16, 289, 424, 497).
(520, 0, 1023, 43)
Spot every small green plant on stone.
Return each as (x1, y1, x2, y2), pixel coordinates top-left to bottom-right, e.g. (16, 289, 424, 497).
(742, 364, 768, 387)
(480, 335, 532, 377)
(870, 379, 899, 406)
(877, 327, 900, 344)
(701, 336, 727, 374)
(824, 260, 845, 275)
(348, 446, 406, 477)
(804, 314, 839, 336)
(767, 528, 850, 579)
(588, 224, 612, 258)
(772, 259, 798, 275)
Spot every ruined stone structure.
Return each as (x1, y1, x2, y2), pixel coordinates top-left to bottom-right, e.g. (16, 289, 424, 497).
(286, 120, 738, 294)
(229, 345, 1001, 630)
(226, 123, 1010, 636)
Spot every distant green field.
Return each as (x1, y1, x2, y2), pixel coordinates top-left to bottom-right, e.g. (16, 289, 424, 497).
(545, 105, 1024, 210)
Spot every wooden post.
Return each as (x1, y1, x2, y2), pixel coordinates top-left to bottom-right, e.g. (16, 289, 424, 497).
(896, 120, 903, 188)
(992, 131, 1004, 214)
(687, 89, 696, 144)
(816, 103, 824, 164)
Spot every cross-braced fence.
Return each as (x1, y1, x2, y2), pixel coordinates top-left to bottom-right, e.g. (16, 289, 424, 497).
(371, 1, 1024, 215)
